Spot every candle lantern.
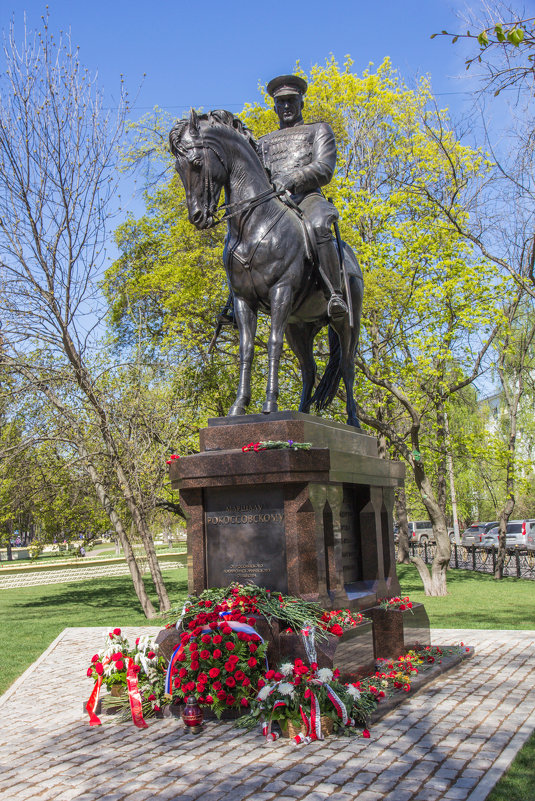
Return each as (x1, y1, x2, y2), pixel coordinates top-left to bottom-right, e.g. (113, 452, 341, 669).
(182, 695, 203, 734)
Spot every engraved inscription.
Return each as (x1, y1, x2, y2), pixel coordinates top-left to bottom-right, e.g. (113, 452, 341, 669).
(207, 511, 284, 525)
(223, 562, 272, 576)
(204, 486, 287, 593)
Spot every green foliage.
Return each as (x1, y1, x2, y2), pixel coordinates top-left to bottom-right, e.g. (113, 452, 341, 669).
(106, 58, 502, 433)
(0, 386, 109, 549)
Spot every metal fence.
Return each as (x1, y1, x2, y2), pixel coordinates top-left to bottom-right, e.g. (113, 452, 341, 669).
(408, 542, 535, 580)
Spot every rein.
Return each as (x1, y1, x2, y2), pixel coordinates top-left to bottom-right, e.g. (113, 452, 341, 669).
(209, 187, 286, 227)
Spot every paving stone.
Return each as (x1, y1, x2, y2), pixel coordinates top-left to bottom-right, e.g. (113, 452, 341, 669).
(0, 627, 534, 801)
(443, 788, 471, 799)
(382, 789, 418, 801)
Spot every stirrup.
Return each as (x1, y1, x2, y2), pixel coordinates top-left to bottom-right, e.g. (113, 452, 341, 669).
(216, 311, 235, 326)
(327, 294, 348, 320)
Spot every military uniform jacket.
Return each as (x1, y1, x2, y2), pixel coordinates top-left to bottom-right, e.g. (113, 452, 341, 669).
(258, 122, 337, 201)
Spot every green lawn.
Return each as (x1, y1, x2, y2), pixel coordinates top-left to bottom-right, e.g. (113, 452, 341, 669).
(1, 564, 533, 799)
(398, 563, 535, 800)
(486, 731, 535, 801)
(397, 564, 535, 629)
(0, 567, 188, 695)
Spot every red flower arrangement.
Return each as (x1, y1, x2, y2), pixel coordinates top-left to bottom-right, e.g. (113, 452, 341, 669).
(86, 629, 167, 717)
(319, 609, 363, 635)
(378, 596, 413, 612)
(353, 646, 449, 701)
(169, 604, 269, 718)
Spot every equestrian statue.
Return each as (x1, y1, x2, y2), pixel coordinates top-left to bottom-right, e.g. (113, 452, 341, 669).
(169, 74, 364, 427)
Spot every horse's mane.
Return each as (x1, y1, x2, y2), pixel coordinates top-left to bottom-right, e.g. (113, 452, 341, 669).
(169, 110, 259, 157)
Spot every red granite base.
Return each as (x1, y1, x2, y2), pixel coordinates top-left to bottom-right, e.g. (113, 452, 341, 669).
(364, 602, 431, 659)
(278, 619, 375, 680)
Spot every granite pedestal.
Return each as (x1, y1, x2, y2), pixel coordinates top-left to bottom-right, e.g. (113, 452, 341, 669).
(168, 412, 405, 611)
(279, 620, 376, 680)
(365, 602, 431, 659)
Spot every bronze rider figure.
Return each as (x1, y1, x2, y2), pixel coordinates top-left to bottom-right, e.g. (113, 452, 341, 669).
(258, 74, 348, 320)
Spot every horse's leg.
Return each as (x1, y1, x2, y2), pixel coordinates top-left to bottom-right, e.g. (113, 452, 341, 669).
(228, 297, 257, 417)
(262, 284, 293, 414)
(330, 280, 362, 428)
(285, 321, 322, 413)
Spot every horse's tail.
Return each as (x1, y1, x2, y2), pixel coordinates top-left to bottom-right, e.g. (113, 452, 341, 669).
(312, 326, 341, 411)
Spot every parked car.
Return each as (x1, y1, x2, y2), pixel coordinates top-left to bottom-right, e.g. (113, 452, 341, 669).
(481, 520, 535, 549)
(406, 521, 435, 544)
(526, 522, 535, 551)
(506, 520, 535, 548)
(461, 522, 498, 547)
(481, 526, 499, 549)
(394, 522, 455, 544)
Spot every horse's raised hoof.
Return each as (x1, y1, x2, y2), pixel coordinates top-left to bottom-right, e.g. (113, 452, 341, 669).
(262, 399, 278, 415)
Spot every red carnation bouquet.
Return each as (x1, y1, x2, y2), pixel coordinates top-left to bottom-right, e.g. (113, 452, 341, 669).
(86, 628, 132, 690)
(169, 605, 269, 718)
(237, 657, 377, 738)
(378, 596, 413, 612)
(86, 628, 167, 716)
(319, 609, 363, 636)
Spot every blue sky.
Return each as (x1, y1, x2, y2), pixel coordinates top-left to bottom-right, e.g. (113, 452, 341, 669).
(6, 1, 499, 120)
(9, 0, 524, 225)
(4, 1, 530, 397)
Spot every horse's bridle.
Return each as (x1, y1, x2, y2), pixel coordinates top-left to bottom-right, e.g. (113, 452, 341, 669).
(175, 137, 285, 228)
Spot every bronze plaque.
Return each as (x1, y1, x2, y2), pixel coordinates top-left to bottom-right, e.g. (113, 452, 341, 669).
(204, 486, 287, 592)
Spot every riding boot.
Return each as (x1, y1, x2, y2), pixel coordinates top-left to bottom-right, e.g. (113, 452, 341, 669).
(317, 239, 348, 320)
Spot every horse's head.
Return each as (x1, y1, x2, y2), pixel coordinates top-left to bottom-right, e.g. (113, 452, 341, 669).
(169, 110, 229, 230)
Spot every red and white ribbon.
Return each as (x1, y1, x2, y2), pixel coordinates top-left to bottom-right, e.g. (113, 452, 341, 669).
(85, 655, 112, 726)
(85, 676, 103, 727)
(126, 658, 148, 729)
(325, 685, 348, 725)
(309, 693, 323, 740)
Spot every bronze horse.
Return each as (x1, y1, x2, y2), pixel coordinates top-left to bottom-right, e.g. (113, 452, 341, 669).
(169, 110, 363, 427)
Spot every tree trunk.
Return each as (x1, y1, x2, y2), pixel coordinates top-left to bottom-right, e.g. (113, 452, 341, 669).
(6, 522, 13, 561)
(495, 497, 514, 579)
(84, 460, 157, 618)
(493, 301, 530, 579)
(60, 333, 171, 613)
(113, 459, 170, 612)
(436, 405, 447, 517)
(495, 418, 517, 579)
(410, 461, 451, 596)
(444, 411, 460, 544)
(395, 487, 410, 564)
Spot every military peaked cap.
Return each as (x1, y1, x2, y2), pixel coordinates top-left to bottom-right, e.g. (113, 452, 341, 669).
(267, 74, 308, 98)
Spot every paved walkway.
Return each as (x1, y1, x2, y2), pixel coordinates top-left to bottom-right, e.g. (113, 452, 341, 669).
(0, 628, 533, 801)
